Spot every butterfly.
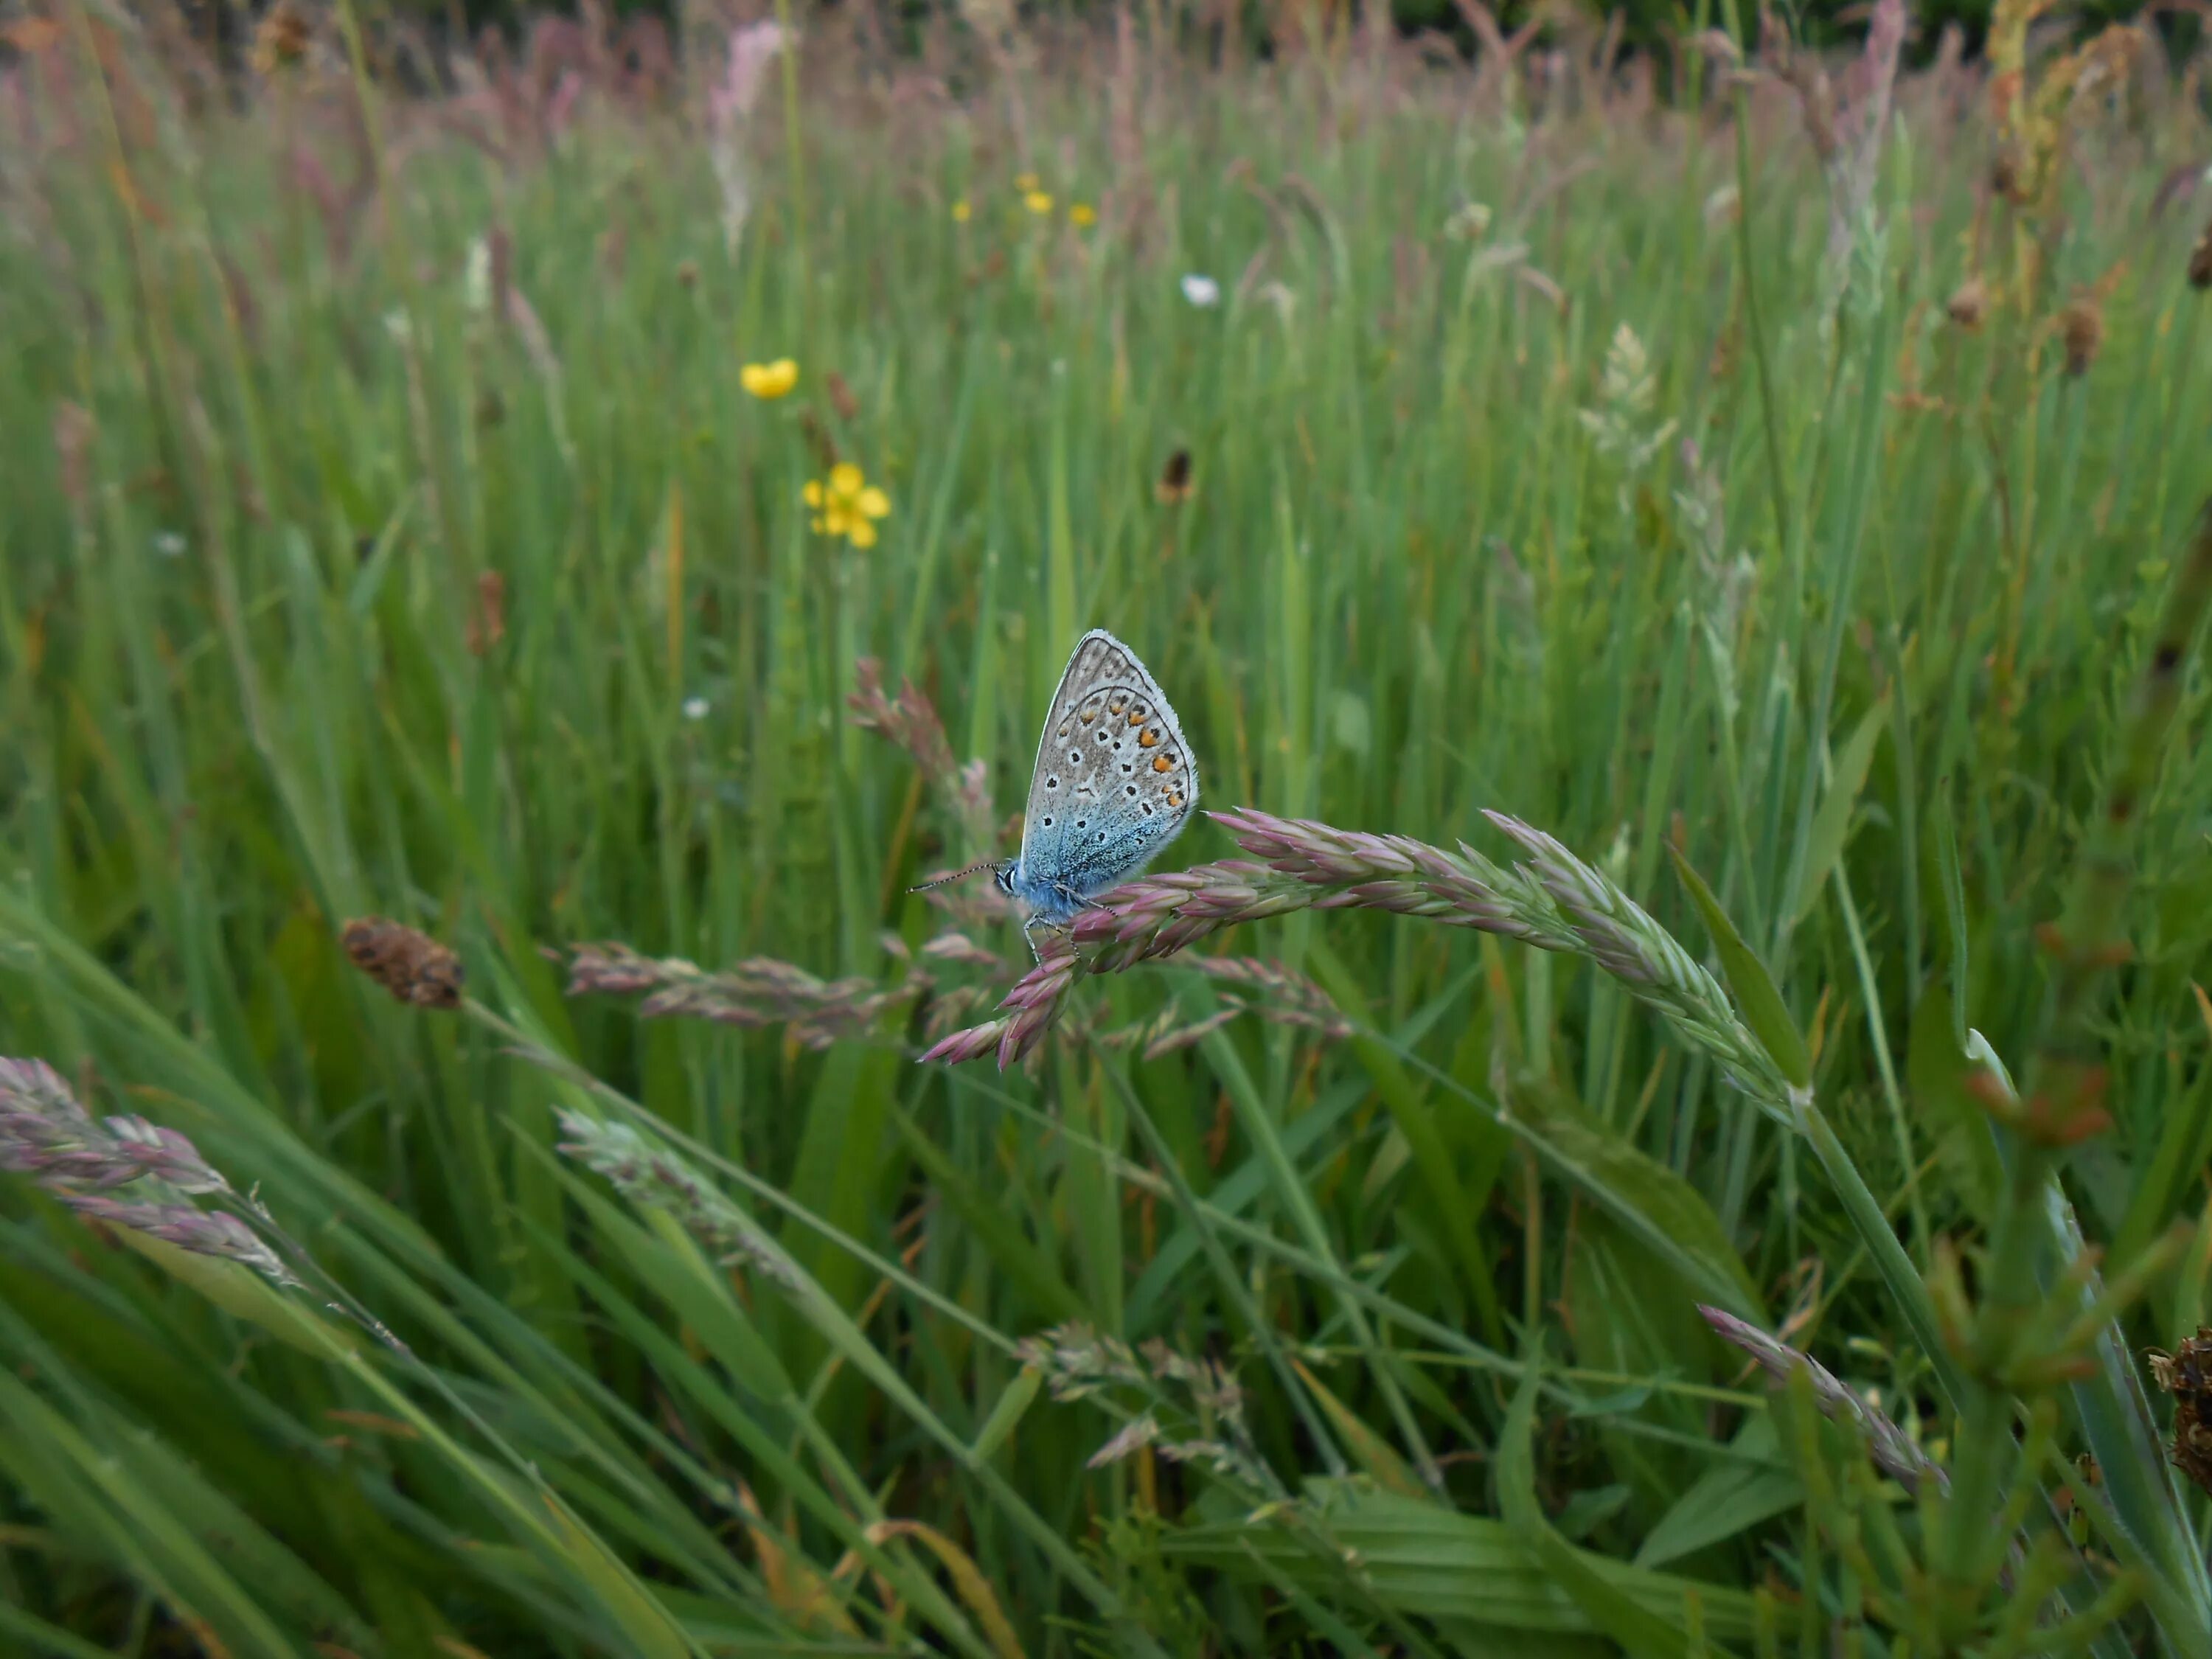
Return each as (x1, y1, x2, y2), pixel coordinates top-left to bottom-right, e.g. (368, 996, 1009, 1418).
(916, 630, 1200, 949)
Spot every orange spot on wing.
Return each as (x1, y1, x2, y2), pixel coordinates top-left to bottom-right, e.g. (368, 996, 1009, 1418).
(1138, 728, 1158, 747)
(1129, 712, 1145, 726)
(1152, 754, 1172, 772)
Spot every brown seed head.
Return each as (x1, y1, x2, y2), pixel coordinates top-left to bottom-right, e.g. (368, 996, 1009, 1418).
(2191, 220, 2212, 291)
(1947, 278, 1989, 331)
(2059, 300, 2104, 378)
(2149, 1329, 2212, 1498)
(341, 917, 464, 1011)
(466, 570, 507, 657)
(1990, 144, 2028, 206)
(251, 0, 311, 75)
(1155, 448, 1194, 505)
(825, 371, 861, 422)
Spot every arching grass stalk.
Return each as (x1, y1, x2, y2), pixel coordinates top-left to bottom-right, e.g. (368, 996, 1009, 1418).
(922, 807, 1787, 1105)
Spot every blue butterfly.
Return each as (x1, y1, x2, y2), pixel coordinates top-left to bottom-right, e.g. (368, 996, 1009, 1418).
(914, 630, 1200, 950)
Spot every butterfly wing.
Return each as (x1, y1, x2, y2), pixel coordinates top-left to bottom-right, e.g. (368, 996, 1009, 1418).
(1018, 630, 1198, 909)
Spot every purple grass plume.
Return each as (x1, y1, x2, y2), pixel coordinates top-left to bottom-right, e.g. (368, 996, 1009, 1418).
(849, 658, 999, 860)
(0, 1058, 297, 1287)
(555, 1110, 801, 1291)
(1700, 1304, 1947, 1497)
(560, 942, 928, 1051)
(922, 808, 1783, 1093)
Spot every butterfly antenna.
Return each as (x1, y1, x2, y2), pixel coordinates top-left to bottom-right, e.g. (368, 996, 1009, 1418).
(908, 859, 996, 895)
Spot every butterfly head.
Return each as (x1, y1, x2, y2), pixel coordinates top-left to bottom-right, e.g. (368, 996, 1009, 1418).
(992, 862, 1016, 897)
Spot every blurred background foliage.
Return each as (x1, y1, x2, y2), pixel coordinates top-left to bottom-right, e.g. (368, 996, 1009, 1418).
(109, 0, 2212, 88)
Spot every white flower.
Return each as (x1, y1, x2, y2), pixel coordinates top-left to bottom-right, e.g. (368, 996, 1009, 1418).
(1180, 274, 1220, 308)
(152, 531, 187, 558)
(682, 697, 711, 721)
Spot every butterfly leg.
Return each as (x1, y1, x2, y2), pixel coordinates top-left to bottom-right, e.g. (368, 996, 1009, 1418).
(1022, 907, 1091, 965)
(1019, 913, 1057, 964)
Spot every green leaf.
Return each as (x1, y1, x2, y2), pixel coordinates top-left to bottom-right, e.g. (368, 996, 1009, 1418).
(1789, 692, 1890, 928)
(102, 1225, 337, 1360)
(1904, 984, 2002, 1225)
(1166, 1478, 1758, 1644)
(1934, 790, 1972, 1051)
(1292, 1356, 1427, 1500)
(1556, 1484, 1632, 1542)
(1635, 1414, 1802, 1570)
(971, 1366, 1044, 1463)
(541, 1490, 695, 1659)
(1307, 939, 1503, 1345)
(1495, 1363, 1712, 1659)
(890, 1099, 1089, 1325)
(1520, 1083, 1767, 1321)
(1666, 842, 1810, 1090)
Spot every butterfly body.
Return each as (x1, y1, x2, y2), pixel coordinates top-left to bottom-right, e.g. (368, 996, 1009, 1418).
(996, 629, 1199, 933)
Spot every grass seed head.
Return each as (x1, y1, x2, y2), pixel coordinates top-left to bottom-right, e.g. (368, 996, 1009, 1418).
(341, 917, 464, 1011)
(250, 0, 312, 77)
(2059, 299, 2104, 377)
(1947, 277, 1989, 330)
(2149, 1328, 2212, 1498)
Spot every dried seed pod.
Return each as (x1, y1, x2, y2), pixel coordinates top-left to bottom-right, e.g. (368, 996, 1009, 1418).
(251, 0, 310, 76)
(341, 917, 464, 1011)
(2059, 300, 2104, 378)
(2149, 1328, 2212, 1499)
(1155, 448, 1194, 504)
(1946, 277, 1989, 331)
(1990, 143, 2029, 206)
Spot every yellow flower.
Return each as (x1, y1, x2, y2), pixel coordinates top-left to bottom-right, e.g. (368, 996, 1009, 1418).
(804, 465, 891, 549)
(1024, 190, 1054, 216)
(1014, 171, 1040, 193)
(952, 199, 972, 222)
(741, 358, 799, 400)
(1069, 202, 1097, 227)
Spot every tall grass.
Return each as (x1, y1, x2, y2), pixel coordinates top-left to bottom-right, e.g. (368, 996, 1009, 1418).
(3, 3, 2212, 1652)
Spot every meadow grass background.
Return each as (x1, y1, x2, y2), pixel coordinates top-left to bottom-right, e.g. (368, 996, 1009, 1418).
(4, 4, 2212, 1652)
